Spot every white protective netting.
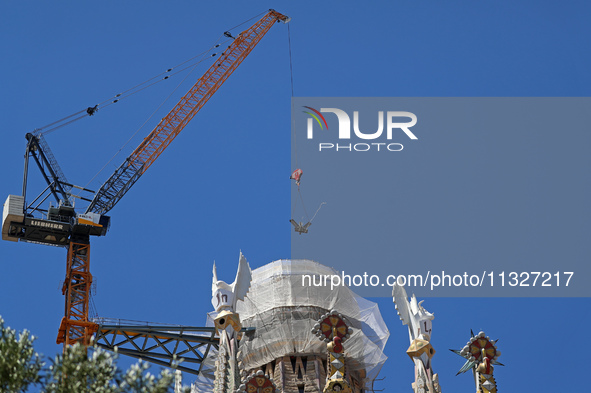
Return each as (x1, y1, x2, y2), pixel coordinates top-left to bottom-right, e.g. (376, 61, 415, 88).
(190, 259, 389, 392)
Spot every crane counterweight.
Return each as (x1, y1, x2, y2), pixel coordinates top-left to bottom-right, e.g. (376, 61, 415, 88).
(2, 9, 289, 350)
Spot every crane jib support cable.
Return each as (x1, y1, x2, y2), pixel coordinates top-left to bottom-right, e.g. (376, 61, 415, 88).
(86, 10, 289, 215)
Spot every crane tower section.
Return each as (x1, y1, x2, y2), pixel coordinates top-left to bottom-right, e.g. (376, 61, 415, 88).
(2, 9, 290, 349)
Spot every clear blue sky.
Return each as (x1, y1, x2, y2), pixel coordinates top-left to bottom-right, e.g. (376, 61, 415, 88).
(1, 1, 589, 391)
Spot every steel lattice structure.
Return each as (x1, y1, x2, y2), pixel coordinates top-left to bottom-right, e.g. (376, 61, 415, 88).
(93, 323, 255, 375)
(2, 9, 289, 351)
(57, 241, 97, 346)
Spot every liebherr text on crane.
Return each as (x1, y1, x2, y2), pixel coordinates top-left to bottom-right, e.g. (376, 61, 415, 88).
(2, 9, 290, 349)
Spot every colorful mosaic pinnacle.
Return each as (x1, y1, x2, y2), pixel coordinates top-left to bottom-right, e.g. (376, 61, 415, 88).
(236, 370, 277, 393)
(451, 331, 504, 393)
(312, 310, 353, 393)
(214, 310, 242, 335)
(312, 310, 353, 343)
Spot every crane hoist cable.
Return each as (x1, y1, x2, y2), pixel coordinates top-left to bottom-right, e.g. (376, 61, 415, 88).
(35, 39, 230, 137)
(95, 41, 229, 107)
(64, 31, 229, 324)
(224, 10, 267, 32)
(76, 9, 290, 347)
(288, 23, 297, 169)
(287, 23, 325, 235)
(96, 46, 228, 111)
(37, 11, 269, 138)
(288, 21, 301, 219)
(78, 34, 227, 195)
(39, 9, 289, 205)
(94, 8, 266, 112)
(86, 10, 291, 216)
(4, 9, 291, 350)
(36, 11, 270, 138)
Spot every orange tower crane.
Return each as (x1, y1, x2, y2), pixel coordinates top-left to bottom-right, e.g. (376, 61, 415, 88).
(2, 9, 290, 349)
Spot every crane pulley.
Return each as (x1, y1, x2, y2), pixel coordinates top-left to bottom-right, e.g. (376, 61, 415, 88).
(2, 9, 290, 349)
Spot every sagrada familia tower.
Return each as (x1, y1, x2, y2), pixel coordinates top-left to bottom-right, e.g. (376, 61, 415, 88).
(179, 254, 501, 393)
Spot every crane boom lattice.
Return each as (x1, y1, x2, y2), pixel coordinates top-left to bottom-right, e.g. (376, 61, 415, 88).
(3, 9, 289, 353)
(87, 10, 289, 215)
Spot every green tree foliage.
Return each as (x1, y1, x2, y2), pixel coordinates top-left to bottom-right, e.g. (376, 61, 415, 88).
(0, 317, 43, 392)
(43, 344, 119, 393)
(1, 316, 190, 393)
(44, 344, 180, 393)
